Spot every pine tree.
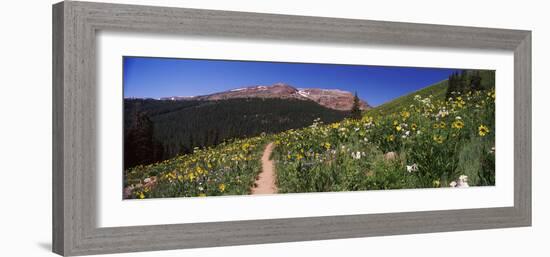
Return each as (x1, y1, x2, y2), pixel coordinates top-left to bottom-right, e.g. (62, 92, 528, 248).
(124, 111, 156, 169)
(446, 72, 457, 99)
(350, 91, 362, 120)
(471, 70, 482, 91)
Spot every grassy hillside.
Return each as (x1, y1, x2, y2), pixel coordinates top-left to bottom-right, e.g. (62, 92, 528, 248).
(368, 80, 449, 116)
(124, 136, 268, 199)
(368, 70, 495, 116)
(272, 87, 495, 192)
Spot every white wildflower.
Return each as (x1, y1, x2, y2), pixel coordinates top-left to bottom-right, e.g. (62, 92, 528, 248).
(351, 151, 361, 160)
(436, 109, 449, 118)
(457, 175, 469, 187)
(420, 98, 432, 106)
(450, 175, 469, 188)
(406, 164, 418, 173)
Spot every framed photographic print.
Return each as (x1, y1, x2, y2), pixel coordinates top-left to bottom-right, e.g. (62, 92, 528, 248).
(52, 1, 531, 256)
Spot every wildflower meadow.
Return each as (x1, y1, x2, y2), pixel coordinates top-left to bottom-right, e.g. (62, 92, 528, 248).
(123, 67, 495, 199)
(272, 88, 495, 193)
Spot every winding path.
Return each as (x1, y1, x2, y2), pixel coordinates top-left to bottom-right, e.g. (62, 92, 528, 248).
(251, 142, 277, 195)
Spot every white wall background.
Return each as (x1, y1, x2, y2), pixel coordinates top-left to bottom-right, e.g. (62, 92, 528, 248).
(0, 0, 547, 256)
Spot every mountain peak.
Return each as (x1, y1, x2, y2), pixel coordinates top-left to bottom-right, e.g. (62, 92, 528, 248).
(161, 83, 370, 111)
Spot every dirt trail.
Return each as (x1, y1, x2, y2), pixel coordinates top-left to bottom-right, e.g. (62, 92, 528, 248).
(251, 142, 277, 195)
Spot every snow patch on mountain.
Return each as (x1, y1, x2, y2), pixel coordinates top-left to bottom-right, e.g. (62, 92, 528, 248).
(297, 90, 310, 98)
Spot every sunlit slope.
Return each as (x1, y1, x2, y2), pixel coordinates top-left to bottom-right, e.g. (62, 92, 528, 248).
(369, 70, 494, 116)
(368, 80, 449, 116)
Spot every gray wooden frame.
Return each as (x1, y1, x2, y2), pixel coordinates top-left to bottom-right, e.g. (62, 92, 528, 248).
(52, 1, 531, 256)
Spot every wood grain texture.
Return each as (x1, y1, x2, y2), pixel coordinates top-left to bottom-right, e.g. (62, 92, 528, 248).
(514, 32, 532, 224)
(52, 2, 65, 255)
(52, 1, 532, 256)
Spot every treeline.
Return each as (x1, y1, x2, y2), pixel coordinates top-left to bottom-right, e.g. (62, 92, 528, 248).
(124, 98, 349, 169)
(446, 70, 495, 98)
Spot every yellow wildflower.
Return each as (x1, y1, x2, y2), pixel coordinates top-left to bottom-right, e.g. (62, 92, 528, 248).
(362, 116, 374, 123)
(488, 90, 495, 99)
(479, 125, 490, 136)
(452, 120, 464, 129)
(433, 135, 444, 144)
(401, 111, 410, 120)
(197, 166, 207, 175)
(218, 183, 226, 192)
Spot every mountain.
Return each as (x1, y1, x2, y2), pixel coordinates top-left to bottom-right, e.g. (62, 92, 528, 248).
(160, 83, 370, 111)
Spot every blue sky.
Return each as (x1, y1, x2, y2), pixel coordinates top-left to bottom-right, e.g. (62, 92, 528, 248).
(123, 57, 461, 106)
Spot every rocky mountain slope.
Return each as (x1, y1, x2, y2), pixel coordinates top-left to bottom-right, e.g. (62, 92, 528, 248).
(160, 83, 370, 111)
